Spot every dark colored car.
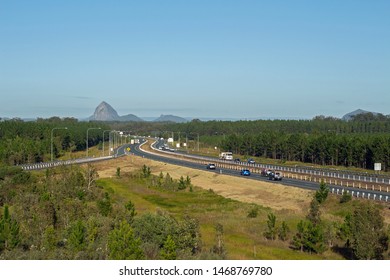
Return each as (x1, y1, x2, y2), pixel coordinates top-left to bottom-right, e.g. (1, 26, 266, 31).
(206, 163, 216, 170)
(247, 159, 255, 164)
(240, 169, 251, 176)
(234, 158, 241, 163)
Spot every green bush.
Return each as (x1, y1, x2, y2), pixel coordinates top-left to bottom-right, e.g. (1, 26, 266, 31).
(247, 206, 259, 218)
(340, 191, 352, 203)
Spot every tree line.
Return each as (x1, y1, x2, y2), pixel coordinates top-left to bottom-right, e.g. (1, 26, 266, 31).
(163, 113, 390, 136)
(2, 113, 390, 171)
(0, 118, 110, 165)
(219, 132, 390, 170)
(161, 113, 390, 171)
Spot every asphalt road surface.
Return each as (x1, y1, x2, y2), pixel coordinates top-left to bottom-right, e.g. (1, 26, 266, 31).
(124, 139, 390, 204)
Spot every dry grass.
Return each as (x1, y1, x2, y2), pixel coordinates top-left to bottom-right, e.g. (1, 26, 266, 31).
(90, 148, 390, 225)
(92, 154, 313, 214)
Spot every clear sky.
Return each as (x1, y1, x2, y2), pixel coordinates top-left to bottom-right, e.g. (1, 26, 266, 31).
(1, 0, 389, 120)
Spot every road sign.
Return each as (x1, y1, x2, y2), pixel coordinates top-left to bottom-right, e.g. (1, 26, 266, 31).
(126, 147, 131, 152)
(374, 163, 381, 171)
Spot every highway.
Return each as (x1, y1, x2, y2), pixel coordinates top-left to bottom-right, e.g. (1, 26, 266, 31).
(124, 139, 390, 204)
(19, 137, 390, 204)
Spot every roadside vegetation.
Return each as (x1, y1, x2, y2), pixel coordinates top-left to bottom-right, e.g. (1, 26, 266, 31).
(2, 112, 390, 173)
(1, 113, 390, 259)
(1, 163, 388, 260)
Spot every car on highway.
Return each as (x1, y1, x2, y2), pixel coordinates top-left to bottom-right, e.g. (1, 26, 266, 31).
(268, 171, 283, 181)
(234, 158, 241, 163)
(247, 158, 255, 164)
(240, 169, 251, 176)
(206, 163, 216, 170)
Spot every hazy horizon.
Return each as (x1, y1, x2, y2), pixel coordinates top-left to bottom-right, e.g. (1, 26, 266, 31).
(1, 1, 389, 120)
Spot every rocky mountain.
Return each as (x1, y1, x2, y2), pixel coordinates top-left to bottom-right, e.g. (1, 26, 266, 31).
(342, 109, 379, 121)
(154, 114, 188, 123)
(89, 102, 189, 123)
(90, 101, 120, 121)
(89, 101, 143, 122)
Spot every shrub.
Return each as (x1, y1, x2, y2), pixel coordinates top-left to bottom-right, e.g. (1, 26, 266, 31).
(247, 206, 259, 218)
(340, 191, 352, 203)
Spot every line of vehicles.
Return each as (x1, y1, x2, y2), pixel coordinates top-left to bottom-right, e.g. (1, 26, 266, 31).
(158, 142, 176, 152)
(239, 168, 283, 180)
(216, 151, 283, 180)
(208, 164, 283, 180)
(206, 156, 283, 181)
(156, 146, 283, 181)
(220, 152, 255, 164)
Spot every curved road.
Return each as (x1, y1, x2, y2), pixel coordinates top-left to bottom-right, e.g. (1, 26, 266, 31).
(122, 139, 390, 204)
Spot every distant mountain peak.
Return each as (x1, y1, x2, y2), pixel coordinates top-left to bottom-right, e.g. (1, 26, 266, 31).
(89, 101, 144, 122)
(90, 101, 120, 121)
(154, 114, 188, 123)
(342, 109, 378, 121)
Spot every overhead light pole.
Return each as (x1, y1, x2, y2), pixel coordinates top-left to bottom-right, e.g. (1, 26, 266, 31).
(86, 127, 101, 157)
(197, 133, 199, 152)
(51, 127, 68, 162)
(102, 130, 111, 157)
(109, 130, 117, 156)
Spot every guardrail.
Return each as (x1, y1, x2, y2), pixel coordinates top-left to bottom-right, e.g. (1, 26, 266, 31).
(143, 140, 390, 200)
(19, 156, 115, 171)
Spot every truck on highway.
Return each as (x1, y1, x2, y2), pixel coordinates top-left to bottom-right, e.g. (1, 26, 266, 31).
(219, 152, 233, 160)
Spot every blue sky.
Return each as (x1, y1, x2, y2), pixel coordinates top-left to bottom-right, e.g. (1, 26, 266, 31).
(1, 0, 389, 119)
